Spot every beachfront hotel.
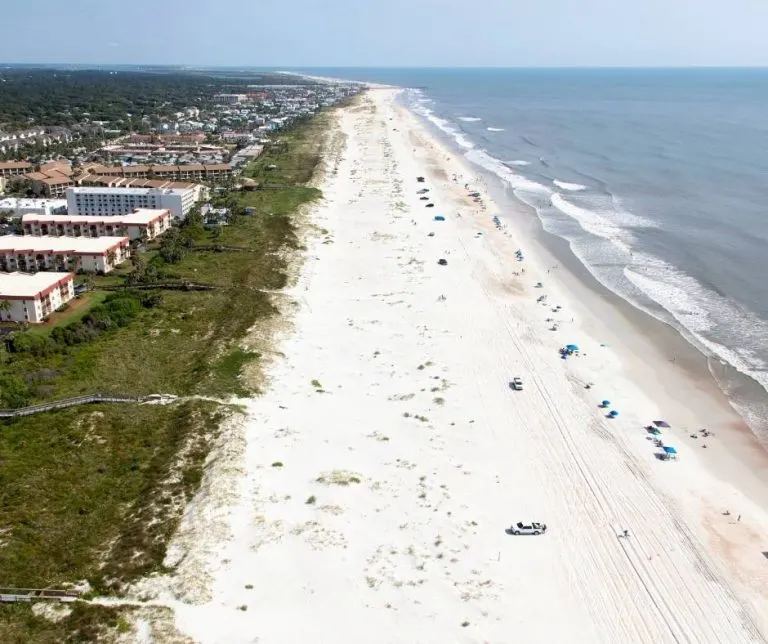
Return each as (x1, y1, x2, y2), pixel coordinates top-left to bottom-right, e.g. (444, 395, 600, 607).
(21, 208, 172, 241)
(0, 235, 130, 274)
(66, 186, 197, 219)
(0, 271, 74, 323)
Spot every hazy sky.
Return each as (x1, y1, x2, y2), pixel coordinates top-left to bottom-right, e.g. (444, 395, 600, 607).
(3, 0, 768, 67)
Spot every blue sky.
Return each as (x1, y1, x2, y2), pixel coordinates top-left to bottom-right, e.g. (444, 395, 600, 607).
(2, 0, 768, 67)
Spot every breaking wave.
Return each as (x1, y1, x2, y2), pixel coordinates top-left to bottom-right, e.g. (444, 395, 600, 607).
(553, 180, 587, 191)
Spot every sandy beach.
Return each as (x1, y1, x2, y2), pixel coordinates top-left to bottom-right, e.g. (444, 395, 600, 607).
(155, 89, 768, 643)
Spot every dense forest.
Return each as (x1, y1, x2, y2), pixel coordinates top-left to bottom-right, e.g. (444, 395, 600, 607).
(0, 69, 307, 131)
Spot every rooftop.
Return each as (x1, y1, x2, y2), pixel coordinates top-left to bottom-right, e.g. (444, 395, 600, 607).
(22, 209, 171, 226)
(0, 161, 34, 170)
(0, 198, 67, 210)
(68, 186, 194, 196)
(0, 271, 73, 298)
(0, 235, 129, 254)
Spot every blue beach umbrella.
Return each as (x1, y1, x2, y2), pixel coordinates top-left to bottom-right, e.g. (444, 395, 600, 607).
(566, 344, 579, 352)
(601, 400, 611, 408)
(608, 410, 619, 418)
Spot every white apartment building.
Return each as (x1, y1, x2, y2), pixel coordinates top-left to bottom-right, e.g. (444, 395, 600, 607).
(0, 271, 74, 323)
(0, 197, 68, 218)
(22, 209, 172, 241)
(66, 186, 196, 219)
(0, 235, 130, 274)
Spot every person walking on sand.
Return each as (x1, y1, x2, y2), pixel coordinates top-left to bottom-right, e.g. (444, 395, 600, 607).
(620, 529, 630, 539)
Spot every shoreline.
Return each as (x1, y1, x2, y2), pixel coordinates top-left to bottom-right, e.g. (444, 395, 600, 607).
(399, 91, 768, 506)
(167, 89, 768, 642)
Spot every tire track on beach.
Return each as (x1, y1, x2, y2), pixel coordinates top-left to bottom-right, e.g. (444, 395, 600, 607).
(445, 216, 763, 641)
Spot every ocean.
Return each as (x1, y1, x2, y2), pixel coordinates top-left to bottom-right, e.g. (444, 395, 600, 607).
(296, 67, 768, 436)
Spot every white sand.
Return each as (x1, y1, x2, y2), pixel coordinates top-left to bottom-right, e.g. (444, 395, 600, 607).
(165, 90, 768, 643)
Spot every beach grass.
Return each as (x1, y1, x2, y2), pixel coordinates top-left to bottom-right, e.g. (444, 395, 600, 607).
(0, 108, 332, 639)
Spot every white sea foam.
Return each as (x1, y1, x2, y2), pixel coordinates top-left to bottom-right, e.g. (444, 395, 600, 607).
(464, 148, 549, 193)
(458, 116, 482, 122)
(624, 258, 768, 394)
(487, 127, 505, 132)
(411, 103, 475, 150)
(549, 193, 657, 250)
(506, 159, 530, 166)
(554, 180, 587, 191)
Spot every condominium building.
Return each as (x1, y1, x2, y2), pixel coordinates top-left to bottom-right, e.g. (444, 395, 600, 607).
(0, 161, 34, 178)
(0, 235, 130, 274)
(22, 209, 172, 241)
(66, 186, 197, 219)
(0, 271, 74, 323)
(79, 163, 232, 182)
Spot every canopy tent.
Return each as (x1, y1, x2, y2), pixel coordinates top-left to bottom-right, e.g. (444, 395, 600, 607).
(653, 420, 671, 428)
(566, 344, 579, 352)
(662, 445, 678, 460)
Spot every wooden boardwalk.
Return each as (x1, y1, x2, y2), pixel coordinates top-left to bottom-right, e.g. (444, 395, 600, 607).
(0, 393, 166, 419)
(0, 587, 82, 603)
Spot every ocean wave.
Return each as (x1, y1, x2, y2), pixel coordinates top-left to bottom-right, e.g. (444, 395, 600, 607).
(487, 127, 505, 132)
(505, 160, 530, 166)
(550, 193, 658, 249)
(464, 148, 550, 193)
(411, 103, 475, 150)
(553, 180, 587, 192)
(624, 258, 768, 395)
(458, 116, 482, 122)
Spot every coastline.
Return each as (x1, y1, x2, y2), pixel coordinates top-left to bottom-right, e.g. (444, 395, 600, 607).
(400, 90, 768, 503)
(162, 88, 768, 642)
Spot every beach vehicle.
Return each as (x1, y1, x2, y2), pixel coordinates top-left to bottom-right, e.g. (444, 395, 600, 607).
(437, 258, 448, 266)
(427, 232, 435, 237)
(417, 188, 429, 194)
(417, 176, 426, 183)
(508, 522, 547, 536)
(426, 203, 435, 208)
(420, 196, 429, 200)
(510, 377, 523, 391)
(535, 282, 543, 288)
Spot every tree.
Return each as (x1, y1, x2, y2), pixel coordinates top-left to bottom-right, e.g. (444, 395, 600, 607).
(0, 299, 12, 322)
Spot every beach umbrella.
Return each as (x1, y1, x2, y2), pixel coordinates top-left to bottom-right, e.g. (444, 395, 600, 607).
(566, 344, 579, 352)
(653, 420, 671, 428)
(663, 446, 677, 455)
(601, 400, 611, 407)
(608, 410, 619, 418)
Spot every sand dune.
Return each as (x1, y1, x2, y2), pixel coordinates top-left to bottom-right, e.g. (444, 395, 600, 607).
(163, 90, 768, 643)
